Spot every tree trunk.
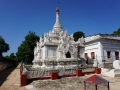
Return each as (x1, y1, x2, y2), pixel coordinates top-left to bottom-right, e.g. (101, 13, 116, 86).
(0, 53, 2, 60)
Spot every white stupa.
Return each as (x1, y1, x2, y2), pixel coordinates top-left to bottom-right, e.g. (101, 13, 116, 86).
(32, 7, 84, 69)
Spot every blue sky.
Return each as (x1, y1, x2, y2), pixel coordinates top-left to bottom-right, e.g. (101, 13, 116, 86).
(0, 0, 120, 56)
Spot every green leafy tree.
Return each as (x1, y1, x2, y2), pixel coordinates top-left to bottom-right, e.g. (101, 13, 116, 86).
(73, 31, 85, 41)
(16, 31, 39, 64)
(0, 36, 9, 57)
(113, 28, 120, 34)
(4, 53, 16, 61)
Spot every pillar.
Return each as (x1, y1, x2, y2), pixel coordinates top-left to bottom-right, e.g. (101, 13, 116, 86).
(95, 68, 101, 74)
(20, 67, 22, 75)
(50, 72, 58, 80)
(20, 74, 27, 86)
(76, 69, 82, 77)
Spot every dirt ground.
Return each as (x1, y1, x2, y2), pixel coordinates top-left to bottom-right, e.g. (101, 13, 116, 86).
(0, 64, 26, 90)
(31, 74, 120, 90)
(81, 74, 120, 90)
(0, 64, 120, 90)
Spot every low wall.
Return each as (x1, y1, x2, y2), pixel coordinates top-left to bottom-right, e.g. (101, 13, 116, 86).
(0, 58, 18, 73)
(20, 68, 101, 86)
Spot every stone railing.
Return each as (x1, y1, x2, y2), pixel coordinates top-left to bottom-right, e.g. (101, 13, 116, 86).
(58, 68, 77, 76)
(21, 67, 101, 86)
(25, 67, 95, 79)
(26, 70, 51, 79)
(82, 68, 95, 72)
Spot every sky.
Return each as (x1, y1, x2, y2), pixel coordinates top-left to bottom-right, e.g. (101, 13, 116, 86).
(0, 0, 120, 56)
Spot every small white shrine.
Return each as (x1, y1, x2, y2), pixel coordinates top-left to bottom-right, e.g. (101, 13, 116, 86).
(32, 7, 84, 69)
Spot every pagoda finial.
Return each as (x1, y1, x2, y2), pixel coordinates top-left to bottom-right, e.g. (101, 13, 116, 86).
(56, 2, 59, 12)
(56, 7, 59, 12)
(52, 5, 63, 33)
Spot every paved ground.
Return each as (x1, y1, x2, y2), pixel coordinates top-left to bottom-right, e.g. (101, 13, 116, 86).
(0, 64, 26, 90)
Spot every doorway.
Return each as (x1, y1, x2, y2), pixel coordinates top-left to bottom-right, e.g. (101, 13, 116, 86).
(66, 52, 71, 58)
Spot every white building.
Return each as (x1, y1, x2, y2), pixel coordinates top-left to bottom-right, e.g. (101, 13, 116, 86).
(32, 7, 84, 69)
(83, 34, 120, 64)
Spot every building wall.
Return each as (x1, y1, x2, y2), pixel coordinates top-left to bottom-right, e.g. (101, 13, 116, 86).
(47, 46, 57, 58)
(80, 47, 85, 58)
(42, 46, 46, 60)
(84, 41, 101, 63)
(83, 38, 120, 64)
(101, 39, 120, 63)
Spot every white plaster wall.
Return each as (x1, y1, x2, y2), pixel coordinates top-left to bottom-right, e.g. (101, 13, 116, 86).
(84, 41, 102, 63)
(80, 47, 85, 58)
(42, 46, 46, 60)
(101, 39, 120, 63)
(84, 39, 120, 64)
(98, 42, 103, 63)
(83, 36, 120, 64)
(47, 46, 57, 58)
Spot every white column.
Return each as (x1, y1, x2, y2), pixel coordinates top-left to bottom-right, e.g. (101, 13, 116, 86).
(99, 42, 104, 64)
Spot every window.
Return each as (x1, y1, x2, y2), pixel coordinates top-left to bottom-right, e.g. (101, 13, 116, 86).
(115, 52, 119, 60)
(91, 52, 95, 59)
(107, 51, 111, 59)
(84, 53, 88, 59)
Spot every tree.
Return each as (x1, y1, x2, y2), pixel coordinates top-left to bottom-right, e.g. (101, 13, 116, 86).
(73, 31, 85, 41)
(4, 53, 16, 61)
(16, 31, 39, 64)
(0, 36, 9, 57)
(113, 28, 120, 34)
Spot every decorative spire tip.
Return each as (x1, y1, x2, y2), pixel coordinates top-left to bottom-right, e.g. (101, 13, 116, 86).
(56, 7, 59, 12)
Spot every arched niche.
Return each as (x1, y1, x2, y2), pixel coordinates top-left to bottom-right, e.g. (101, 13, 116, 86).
(65, 51, 71, 58)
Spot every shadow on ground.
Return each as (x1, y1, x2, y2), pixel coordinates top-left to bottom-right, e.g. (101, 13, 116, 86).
(0, 64, 18, 86)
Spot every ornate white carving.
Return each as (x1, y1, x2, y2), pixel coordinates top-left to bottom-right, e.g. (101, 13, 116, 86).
(70, 34, 74, 40)
(59, 30, 64, 36)
(39, 37, 44, 46)
(44, 33, 51, 43)
(55, 29, 80, 59)
(77, 36, 84, 46)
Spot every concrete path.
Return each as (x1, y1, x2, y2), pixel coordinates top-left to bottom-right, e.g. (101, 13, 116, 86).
(0, 64, 27, 90)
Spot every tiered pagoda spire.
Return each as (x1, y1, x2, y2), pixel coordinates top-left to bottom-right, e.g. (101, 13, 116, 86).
(53, 7, 63, 33)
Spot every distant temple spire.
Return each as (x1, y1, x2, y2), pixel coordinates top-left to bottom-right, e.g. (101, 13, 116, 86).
(53, 7, 63, 33)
